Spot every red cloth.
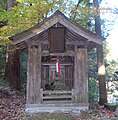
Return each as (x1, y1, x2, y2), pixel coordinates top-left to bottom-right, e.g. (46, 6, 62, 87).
(56, 58, 60, 74)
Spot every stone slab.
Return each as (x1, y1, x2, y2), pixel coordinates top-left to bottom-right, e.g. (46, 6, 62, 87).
(25, 103, 89, 113)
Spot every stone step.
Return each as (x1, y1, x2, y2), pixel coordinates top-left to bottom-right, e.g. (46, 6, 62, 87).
(26, 103, 89, 113)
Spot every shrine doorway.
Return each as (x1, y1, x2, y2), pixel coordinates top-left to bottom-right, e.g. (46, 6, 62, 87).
(41, 55, 74, 90)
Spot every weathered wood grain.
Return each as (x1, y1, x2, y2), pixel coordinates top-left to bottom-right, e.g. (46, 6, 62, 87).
(26, 41, 42, 104)
(74, 48, 88, 103)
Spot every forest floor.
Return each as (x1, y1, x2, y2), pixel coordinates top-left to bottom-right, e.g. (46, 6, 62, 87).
(0, 87, 118, 120)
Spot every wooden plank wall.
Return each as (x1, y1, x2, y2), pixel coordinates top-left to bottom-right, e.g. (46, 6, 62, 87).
(41, 65, 49, 90)
(65, 65, 74, 89)
(48, 27, 65, 53)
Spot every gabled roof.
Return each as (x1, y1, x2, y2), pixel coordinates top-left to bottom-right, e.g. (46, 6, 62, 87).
(10, 10, 104, 45)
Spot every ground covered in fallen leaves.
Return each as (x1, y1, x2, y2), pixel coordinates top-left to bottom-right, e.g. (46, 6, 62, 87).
(0, 88, 118, 120)
(0, 87, 25, 120)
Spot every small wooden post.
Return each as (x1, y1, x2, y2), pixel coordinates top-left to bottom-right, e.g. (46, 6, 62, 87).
(74, 47, 88, 103)
(97, 44, 107, 105)
(40, 88, 43, 103)
(71, 89, 75, 102)
(26, 41, 42, 104)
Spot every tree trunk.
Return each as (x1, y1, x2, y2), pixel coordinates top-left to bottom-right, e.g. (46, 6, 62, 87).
(5, 45, 20, 90)
(5, 0, 20, 90)
(93, 0, 101, 36)
(7, 0, 15, 10)
(93, 0, 107, 105)
(97, 44, 107, 105)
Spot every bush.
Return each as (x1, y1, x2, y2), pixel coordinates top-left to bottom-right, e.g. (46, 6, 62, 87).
(0, 47, 6, 87)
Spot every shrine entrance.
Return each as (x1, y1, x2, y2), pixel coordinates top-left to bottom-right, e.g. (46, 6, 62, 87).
(41, 55, 74, 91)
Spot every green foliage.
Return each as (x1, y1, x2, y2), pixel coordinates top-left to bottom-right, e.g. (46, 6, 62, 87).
(88, 48, 99, 102)
(88, 48, 98, 80)
(88, 78, 99, 102)
(105, 60, 117, 80)
(0, 0, 54, 45)
(0, 79, 7, 87)
(103, 41, 118, 81)
(0, 47, 7, 87)
(45, 82, 55, 90)
(20, 51, 27, 93)
(0, 0, 7, 11)
(70, 0, 96, 32)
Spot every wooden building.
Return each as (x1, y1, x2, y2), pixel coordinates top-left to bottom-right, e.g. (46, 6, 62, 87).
(9, 11, 105, 112)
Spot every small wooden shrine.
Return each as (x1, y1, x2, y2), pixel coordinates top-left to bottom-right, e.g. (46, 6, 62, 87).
(9, 11, 105, 112)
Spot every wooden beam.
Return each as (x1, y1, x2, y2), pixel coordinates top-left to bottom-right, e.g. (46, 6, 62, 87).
(28, 31, 48, 42)
(87, 41, 97, 51)
(66, 29, 87, 41)
(74, 48, 88, 103)
(41, 51, 75, 57)
(66, 41, 85, 45)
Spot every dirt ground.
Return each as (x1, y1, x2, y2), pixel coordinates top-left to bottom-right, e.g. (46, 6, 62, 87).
(0, 88, 118, 120)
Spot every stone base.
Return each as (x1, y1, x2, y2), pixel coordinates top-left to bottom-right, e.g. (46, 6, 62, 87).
(26, 103, 89, 113)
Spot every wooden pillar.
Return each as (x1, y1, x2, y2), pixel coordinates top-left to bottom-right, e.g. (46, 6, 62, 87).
(74, 47, 88, 103)
(26, 41, 42, 104)
(97, 44, 107, 105)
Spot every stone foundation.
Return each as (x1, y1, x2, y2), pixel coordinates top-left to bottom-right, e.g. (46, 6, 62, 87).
(26, 103, 89, 113)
